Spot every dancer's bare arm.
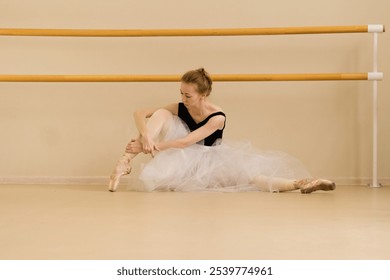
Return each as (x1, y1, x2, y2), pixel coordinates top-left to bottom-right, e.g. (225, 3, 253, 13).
(155, 115, 225, 151)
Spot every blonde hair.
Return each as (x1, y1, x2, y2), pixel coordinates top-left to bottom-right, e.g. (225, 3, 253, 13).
(181, 68, 213, 96)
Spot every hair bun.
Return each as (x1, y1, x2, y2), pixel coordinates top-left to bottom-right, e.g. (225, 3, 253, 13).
(181, 68, 213, 96)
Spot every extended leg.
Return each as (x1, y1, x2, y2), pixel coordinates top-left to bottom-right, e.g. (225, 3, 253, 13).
(251, 175, 336, 193)
(251, 175, 299, 192)
(108, 109, 174, 192)
(295, 178, 336, 194)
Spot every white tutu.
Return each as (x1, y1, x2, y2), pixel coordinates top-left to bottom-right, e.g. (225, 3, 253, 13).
(137, 116, 310, 192)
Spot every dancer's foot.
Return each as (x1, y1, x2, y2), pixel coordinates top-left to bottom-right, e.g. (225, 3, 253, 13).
(108, 154, 132, 192)
(296, 178, 336, 194)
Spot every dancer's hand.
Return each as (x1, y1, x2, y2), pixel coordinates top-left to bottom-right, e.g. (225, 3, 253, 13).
(127, 136, 159, 157)
(125, 139, 143, 154)
(139, 134, 156, 155)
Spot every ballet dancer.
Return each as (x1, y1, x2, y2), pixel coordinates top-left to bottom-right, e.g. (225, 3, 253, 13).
(108, 68, 335, 193)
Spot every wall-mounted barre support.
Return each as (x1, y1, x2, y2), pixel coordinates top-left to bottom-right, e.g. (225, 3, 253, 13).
(0, 72, 383, 82)
(0, 25, 385, 37)
(371, 32, 381, 188)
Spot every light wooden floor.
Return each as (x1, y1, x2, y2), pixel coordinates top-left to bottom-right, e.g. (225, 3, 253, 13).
(0, 184, 389, 260)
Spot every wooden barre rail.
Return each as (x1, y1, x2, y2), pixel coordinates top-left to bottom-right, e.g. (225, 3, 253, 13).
(0, 25, 385, 37)
(0, 73, 383, 82)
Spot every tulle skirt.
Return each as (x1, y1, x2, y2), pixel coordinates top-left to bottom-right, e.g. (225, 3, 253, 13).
(138, 116, 310, 192)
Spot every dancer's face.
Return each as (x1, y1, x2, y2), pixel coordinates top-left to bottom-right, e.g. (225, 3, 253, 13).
(180, 82, 204, 109)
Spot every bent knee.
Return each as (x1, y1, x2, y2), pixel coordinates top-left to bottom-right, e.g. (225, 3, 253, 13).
(152, 108, 173, 120)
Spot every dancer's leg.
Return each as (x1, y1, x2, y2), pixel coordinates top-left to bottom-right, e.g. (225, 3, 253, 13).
(251, 175, 299, 193)
(108, 109, 174, 192)
(251, 175, 336, 193)
(143, 108, 174, 141)
(296, 178, 336, 194)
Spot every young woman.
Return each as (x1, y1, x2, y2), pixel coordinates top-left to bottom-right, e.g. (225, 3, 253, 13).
(108, 68, 336, 193)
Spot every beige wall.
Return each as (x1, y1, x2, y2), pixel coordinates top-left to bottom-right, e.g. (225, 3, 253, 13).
(0, 0, 389, 185)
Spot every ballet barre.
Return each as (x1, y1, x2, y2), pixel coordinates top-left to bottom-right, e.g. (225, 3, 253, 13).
(0, 25, 385, 36)
(0, 73, 384, 82)
(0, 25, 385, 187)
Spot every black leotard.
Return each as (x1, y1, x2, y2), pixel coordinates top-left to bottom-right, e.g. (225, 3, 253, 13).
(178, 102, 226, 146)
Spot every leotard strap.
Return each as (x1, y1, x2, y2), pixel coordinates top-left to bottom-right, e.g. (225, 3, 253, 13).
(178, 102, 226, 146)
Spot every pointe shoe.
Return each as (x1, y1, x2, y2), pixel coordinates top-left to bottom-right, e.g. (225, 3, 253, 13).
(297, 178, 336, 194)
(108, 155, 132, 192)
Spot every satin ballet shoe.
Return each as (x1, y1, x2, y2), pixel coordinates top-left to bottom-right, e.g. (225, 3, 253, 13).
(108, 170, 131, 192)
(296, 178, 336, 194)
(108, 155, 132, 192)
